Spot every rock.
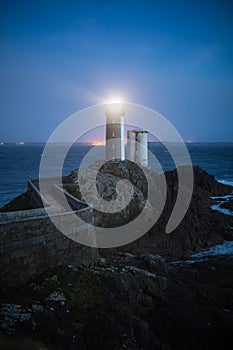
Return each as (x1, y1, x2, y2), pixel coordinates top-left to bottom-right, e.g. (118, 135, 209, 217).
(119, 165, 233, 260)
(140, 254, 167, 275)
(220, 200, 233, 211)
(47, 291, 66, 303)
(1, 254, 233, 349)
(0, 192, 36, 212)
(2, 249, 233, 348)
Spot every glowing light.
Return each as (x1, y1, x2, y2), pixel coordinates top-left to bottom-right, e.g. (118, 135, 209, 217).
(91, 140, 105, 146)
(106, 93, 125, 104)
(104, 95, 125, 115)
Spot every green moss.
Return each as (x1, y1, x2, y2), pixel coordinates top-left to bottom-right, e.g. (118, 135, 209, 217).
(63, 272, 107, 323)
(0, 266, 108, 324)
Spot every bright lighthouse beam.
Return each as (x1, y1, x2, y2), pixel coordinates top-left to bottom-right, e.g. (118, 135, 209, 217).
(105, 95, 126, 114)
(107, 95, 124, 104)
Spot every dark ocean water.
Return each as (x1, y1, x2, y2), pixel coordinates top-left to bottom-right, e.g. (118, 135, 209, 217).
(0, 143, 232, 208)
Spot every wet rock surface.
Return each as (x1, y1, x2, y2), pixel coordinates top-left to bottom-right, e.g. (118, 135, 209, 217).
(1, 252, 233, 350)
(220, 200, 233, 211)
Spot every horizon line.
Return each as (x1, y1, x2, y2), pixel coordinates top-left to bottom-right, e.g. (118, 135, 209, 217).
(1, 141, 233, 144)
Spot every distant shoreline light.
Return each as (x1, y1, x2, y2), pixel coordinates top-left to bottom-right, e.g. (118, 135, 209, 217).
(89, 140, 105, 146)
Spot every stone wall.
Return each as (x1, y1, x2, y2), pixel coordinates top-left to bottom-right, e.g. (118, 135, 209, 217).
(0, 179, 98, 288)
(0, 208, 47, 222)
(0, 209, 98, 287)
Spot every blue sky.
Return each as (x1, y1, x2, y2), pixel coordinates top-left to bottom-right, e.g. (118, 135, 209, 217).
(1, 0, 233, 142)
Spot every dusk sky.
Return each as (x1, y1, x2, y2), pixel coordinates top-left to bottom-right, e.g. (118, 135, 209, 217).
(1, 0, 233, 142)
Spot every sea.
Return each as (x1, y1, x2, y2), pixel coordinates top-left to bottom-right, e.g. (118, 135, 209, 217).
(0, 142, 233, 208)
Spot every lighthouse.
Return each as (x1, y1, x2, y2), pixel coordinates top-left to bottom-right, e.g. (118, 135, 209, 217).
(127, 130, 148, 167)
(105, 104, 125, 161)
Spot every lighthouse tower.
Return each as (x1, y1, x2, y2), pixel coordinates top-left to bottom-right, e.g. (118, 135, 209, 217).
(127, 130, 148, 167)
(105, 105, 125, 161)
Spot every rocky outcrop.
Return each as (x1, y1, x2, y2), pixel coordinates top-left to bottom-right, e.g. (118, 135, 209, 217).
(118, 165, 233, 260)
(66, 163, 233, 260)
(0, 192, 36, 212)
(71, 165, 147, 227)
(1, 251, 233, 350)
(0, 255, 168, 350)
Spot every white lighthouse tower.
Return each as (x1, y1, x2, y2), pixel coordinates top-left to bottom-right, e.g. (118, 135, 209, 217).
(105, 105, 125, 161)
(127, 130, 148, 167)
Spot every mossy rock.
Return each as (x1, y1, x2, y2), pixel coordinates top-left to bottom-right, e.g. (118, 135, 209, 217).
(0, 266, 108, 325)
(66, 272, 108, 323)
(0, 333, 48, 350)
